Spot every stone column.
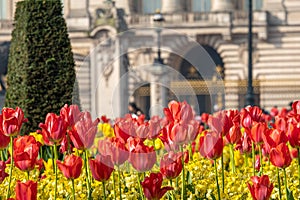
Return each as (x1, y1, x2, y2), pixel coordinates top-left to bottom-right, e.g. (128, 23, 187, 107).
(63, 0, 71, 18)
(148, 65, 168, 117)
(263, 0, 285, 10)
(161, 0, 182, 13)
(211, 0, 234, 11)
(114, 0, 131, 14)
(284, 0, 300, 24)
(7, 0, 13, 20)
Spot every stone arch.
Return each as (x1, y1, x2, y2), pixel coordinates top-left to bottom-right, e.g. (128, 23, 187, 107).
(90, 25, 117, 39)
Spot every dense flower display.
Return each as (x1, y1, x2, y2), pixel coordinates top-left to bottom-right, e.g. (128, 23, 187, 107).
(1, 101, 300, 199)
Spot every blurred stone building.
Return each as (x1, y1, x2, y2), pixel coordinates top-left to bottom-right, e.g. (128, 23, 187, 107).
(1, 0, 300, 118)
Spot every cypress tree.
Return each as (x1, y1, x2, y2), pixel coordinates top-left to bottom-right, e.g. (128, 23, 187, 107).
(5, 0, 76, 133)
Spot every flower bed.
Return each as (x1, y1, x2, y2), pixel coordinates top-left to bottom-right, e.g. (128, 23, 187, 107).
(0, 101, 300, 199)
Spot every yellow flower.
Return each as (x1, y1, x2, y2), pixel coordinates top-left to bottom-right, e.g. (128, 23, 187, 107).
(98, 123, 115, 137)
(30, 132, 44, 145)
(43, 158, 54, 173)
(154, 138, 164, 150)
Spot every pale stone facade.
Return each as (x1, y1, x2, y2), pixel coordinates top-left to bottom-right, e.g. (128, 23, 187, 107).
(1, 0, 300, 118)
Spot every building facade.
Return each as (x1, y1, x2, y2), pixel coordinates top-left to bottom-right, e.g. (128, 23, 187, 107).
(1, 0, 300, 118)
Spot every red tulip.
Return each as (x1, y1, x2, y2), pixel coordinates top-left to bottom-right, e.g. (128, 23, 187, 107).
(60, 104, 81, 129)
(199, 131, 223, 160)
(250, 122, 267, 144)
(39, 113, 67, 145)
(0, 161, 8, 183)
(2, 107, 27, 136)
(114, 119, 136, 142)
(163, 101, 193, 123)
(136, 122, 150, 139)
(272, 116, 287, 132)
(141, 172, 173, 200)
(159, 126, 179, 152)
(270, 107, 279, 118)
(89, 154, 114, 182)
(235, 132, 252, 154)
(160, 151, 183, 179)
(14, 136, 40, 171)
(100, 115, 110, 123)
(255, 155, 260, 171)
(210, 111, 234, 136)
(167, 120, 199, 146)
(15, 180, 38, 200)
(292, 100, 300, 115)
(169, 123, 189, 145)
(201, 113, 209, 124)
(59, 135, 73, 154)
(270, 143, 292, 168)
(128, 137, 156, 172)
(225, 125, 242, 144)
(287, 122, 300, 148)
(148, 116, 162, 139)
(262, 129, 288, 155)
(226, 109, 240, 125)
(247, 175, 274, 200)
(57, 154, 82, 179)
(108, 137, 129, 166)
(185, 120, 200, 143)
(0, 129, 10, 149)
(71, 112, 99, 149)
(240, 106, 264, 129)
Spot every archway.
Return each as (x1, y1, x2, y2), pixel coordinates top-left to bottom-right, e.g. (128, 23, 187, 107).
(170, 45, 224, 114)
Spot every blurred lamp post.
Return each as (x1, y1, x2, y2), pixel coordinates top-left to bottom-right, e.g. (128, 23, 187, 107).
(245, 0, 255, 106)
(148, 11, 167, 116)
(153, 11, 164, 64)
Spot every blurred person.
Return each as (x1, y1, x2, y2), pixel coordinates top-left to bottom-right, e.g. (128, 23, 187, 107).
(128, 102, 143, 118)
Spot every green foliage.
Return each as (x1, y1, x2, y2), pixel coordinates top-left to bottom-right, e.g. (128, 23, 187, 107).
(5, 0, 76, 133)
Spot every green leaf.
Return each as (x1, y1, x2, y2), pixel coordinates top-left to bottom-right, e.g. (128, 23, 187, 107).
(211, 193, 217, 200)
(287, 188, 295, 200)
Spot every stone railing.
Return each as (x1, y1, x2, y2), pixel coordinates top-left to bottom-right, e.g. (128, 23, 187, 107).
(125, 11, 268, 27)
(232, 10, 268, 25)
(126, 12, 232, 27)
(0, 20, 13, 30)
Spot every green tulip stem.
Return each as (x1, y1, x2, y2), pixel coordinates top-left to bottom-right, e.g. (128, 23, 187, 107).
(6, 136, 14, 199)
(283, 168, 288, 200)
(277, 167, 282, 200)
(117, 166, 122, 200)
(214, 159, 221, 200)
(221, 152, 225, 192)
(169, 179, 175, 200)
(252, 142, 256, 176)
(137, 173, 144, 200)
(71, 178, 76, 200)
(84, 150, 91, 200)
(180, 146, 186, 200)
(102, 181, 107, 200)
(258, 144, 263, 174)
(230, 144, 236, 173)
(188, 143, 193, 161)
(0, 149, 4, 161)
(297, 147, 300, 190)
(152, 139, 156, 150)
(244, 153, 248, 167)
(53, 144, 58, 200)
(27, 171, 30, 181)
(112, 171, 116, 200)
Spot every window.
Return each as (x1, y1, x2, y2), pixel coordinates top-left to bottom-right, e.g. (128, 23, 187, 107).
(192, 0, 211, 12)
(142, 0, 161, 14)
(243, 0, 263, 11)
(0, 0, 7, 19)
